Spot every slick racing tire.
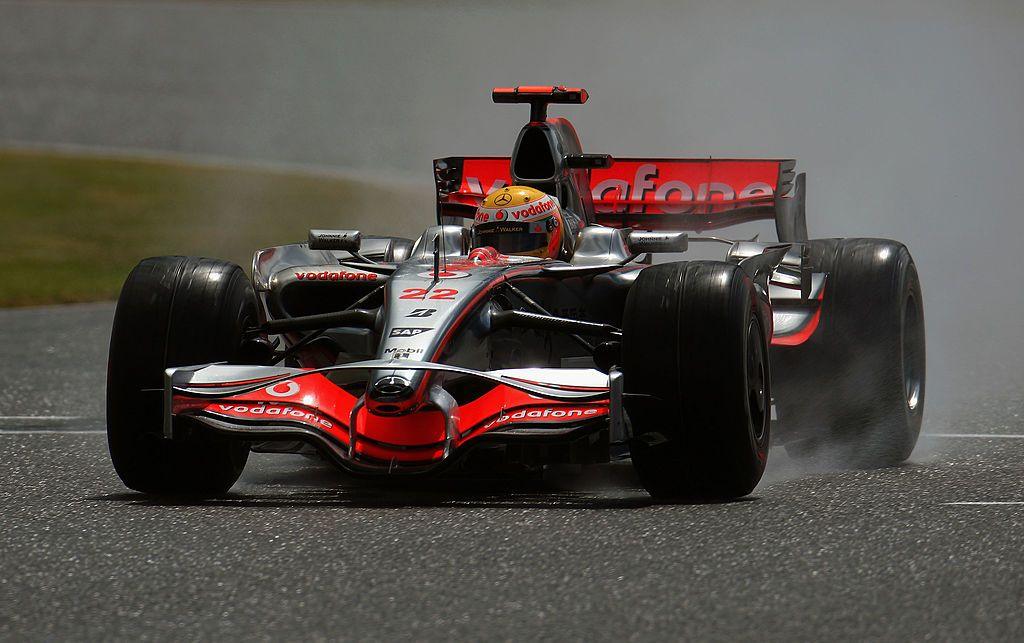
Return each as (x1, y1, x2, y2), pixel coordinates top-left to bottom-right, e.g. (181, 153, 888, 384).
(772, 239, 925, 468)
(107, 256, 254, 495)
(623, 261, 771, 501)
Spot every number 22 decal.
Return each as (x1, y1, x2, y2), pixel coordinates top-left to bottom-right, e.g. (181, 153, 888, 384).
(399, 288, 459, 300)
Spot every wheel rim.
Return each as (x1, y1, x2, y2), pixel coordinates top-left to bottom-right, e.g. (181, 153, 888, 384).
(746, 318, 768, 442)
(902, 291, 925, 412)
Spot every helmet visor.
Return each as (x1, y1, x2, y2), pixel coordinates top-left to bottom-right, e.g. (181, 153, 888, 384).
(474, 221, 552, 256)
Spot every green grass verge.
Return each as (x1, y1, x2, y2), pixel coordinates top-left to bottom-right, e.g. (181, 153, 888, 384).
(0, 150, 425, 306)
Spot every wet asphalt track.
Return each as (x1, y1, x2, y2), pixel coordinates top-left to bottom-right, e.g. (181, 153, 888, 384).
(1, 303, 1022, 641)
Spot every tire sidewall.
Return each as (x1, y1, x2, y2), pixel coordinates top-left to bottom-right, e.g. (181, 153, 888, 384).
(107, 256, 255, 494)
(623, 261, 771, 499)
(778, 238, 925, 466)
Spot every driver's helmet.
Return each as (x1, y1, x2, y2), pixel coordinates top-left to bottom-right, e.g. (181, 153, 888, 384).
(472, 186, 564, 258)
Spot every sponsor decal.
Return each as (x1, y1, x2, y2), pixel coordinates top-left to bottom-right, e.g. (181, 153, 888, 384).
(483, 223, 528, 235)
(417, 269, 469, 280)
(493, 192, 513, 206)
(474, 217, 556, 235)
(294, 270, 379, 282)
(400, 288, 459, 300)
(590, 164, 773, 214)
(265, 381, 300, 398)
(481, 406, 604, 431)
(384, 347, 424, 359)
(475, 198, 556, 223)
(406, 308, 437, 318)
(459, 160, 780, 216)
(389, 327, 432, 337)
(213, 403, 334, 429)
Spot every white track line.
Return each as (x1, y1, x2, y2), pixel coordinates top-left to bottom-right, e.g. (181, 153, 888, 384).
(0, 416, 98, 435)
(0, 429, 104, 435)
(944, 502, 1024, 506)
(0, 416, 84, 421)
(923, 433, 1024, 439)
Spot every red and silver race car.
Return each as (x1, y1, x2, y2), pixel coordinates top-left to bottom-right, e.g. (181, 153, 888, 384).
(107, 86, 925, 500)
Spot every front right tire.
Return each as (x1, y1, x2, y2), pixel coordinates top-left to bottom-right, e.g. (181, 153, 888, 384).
(107, 256, 253, 496)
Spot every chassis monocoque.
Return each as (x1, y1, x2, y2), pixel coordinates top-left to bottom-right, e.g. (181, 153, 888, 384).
(107, 86, 926, 500)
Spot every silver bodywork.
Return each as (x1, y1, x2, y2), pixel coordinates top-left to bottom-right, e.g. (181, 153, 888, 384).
(250, 227, 826, 356)
(199, 224, 827, 465)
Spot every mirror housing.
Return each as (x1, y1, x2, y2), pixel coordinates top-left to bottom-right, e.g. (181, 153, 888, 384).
(565, 154, 614, 170)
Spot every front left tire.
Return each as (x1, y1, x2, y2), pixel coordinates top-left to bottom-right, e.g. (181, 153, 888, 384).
(622, 261, 771, 500)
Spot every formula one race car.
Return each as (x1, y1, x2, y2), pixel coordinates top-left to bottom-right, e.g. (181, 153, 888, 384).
(107, 86, 925, 500)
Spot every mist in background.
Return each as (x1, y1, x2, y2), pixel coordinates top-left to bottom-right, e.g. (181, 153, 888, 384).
(2, 0, 1022, 428)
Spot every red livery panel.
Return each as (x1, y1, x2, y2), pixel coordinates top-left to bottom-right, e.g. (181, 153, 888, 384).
(437, 156, 795, 231)
(174, 371, 609, 466)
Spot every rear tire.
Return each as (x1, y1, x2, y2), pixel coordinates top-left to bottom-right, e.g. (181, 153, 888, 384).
(772, 239, 925, 467)
(107, 256, 254, 495)
(623, 261, 771, 500)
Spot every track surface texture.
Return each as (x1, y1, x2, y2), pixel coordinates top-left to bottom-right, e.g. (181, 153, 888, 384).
(1, 303, 1022, 641)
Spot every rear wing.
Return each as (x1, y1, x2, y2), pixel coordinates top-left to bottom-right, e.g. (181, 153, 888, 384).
(434, 156, 807, 241)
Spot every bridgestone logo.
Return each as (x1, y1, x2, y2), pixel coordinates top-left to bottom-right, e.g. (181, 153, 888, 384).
(295, 271, 378, 281)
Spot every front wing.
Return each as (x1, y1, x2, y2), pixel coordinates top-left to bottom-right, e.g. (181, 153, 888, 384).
(166, 360, 614, 474)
